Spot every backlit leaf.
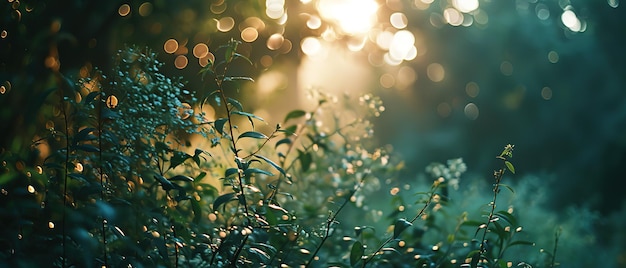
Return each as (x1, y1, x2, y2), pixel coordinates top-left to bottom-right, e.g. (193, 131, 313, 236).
(223, 76, 255, 83)
(284, 110, 306, 122)
(213, 192, 238, 211)
(227, 97, 243, 112)
(214, 118, 228, 135)
(244, 168, 273, 177)
(297, 150, 312, 172)
(255, 154, 286, 176)
(505, 161, 515, 174)
(238, 131, 268, 140)
(393, 218, 412, 239)
(169, 175, 194, 182)
(350, 241, 364, 266)
(231, 111, 265, 122)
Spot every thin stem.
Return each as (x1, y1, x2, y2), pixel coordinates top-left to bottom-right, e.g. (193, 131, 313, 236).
(551, 228, 560, 268)
(98, 91, 108, 267)
(363, 183, 439, 267)
(56, 74, 70, 268)
(305, 176, 366, 267)
(478, 166, 505, 262)
(241, 126, 280, 159)
(172, 224, 179, 268)
(476, 144, 514, 265)
(217, 86, 249, 215)
(230, 235, 249, 267)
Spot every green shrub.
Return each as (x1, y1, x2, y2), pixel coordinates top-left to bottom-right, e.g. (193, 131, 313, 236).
(1, 41, 562, 268)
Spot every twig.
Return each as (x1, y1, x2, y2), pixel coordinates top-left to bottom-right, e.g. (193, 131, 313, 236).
(304, 174, 367, 267)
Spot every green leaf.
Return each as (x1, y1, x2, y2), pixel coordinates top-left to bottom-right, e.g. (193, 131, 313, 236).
(74, 144, 100, 153)
(170, 151, 192, 169)
(169, 175, 194, 182)
(231, 111, 265, 122)
(284, 125, 298, 135)
(244, 168, 274, 177)
(68, 173, 88, 183)
(214, 118, 228, 135)
(508, 240, 535, 248)
(223, 76, 255, 82)
(101, 107, 120, 119)
(84, 91, 101, 105)
(74, 127, 97, 144)
(255, 155, 286, 176)
(154, 174, 178, 191)
(248, 247, 271, 263)
(238, 131, 268, 140)
(191, 198, 202, 224)
(227, 97, 243, 112)
(275, 138, 292, 149)
(283, 110, 306, 122)
(233, 53, 253, 65)
(495, 210, 518, 227)
(298, 150, 312, 172)
(505, 161, 515, 174)
(393, 218, 412, 239)
(267, 203, 288, 214)
(213, 192, 238, 211)
(225, 168, 239, 178)
(500, 183, 515, 194)
(350, 241, 364, 266)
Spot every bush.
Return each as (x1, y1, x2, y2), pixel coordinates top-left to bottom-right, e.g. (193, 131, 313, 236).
(0, 41, 562, 268)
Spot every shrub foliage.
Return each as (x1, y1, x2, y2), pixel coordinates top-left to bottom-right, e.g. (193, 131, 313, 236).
(0, 42, 558, 268)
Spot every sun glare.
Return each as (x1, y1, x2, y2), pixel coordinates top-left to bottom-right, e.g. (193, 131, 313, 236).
(317, 0, 379, 35)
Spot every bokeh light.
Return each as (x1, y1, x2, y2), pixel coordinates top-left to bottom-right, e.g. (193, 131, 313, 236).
(192, 43, 209, 58)
(453, 0, 479, 13)
(306, 15, 322, 30)
(500, 61, 513, 76)
(561, 8, 583, 32)
(174, 55, 188, 69)
(317, 0, 378, 35)
(390, 12, 408, 29)
(388, 30, 416, 61)
(138, 2, 153, 17)
(267, 33, 284, 50)
(548, 51, 559, 63)
(465, 82, 479, 98)
(427, 63, 445, 82)
(217, 17, 235, 32)
(464, 103, 479, 120)
(241, 27, 259, 42)
(444, 8, 463, 26)
(266, 0, 285, 19)
(541, 87, 553, 100)
(164, 39, 178, 54)
(301, 37, 322, 56)
(380, 73, 395, 88)
(118, 4, 131, 17)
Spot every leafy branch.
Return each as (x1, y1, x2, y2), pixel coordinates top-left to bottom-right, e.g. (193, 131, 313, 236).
(471, 144, 515, 267)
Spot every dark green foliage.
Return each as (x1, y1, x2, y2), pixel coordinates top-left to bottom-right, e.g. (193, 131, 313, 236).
(0, 42, 562, 268)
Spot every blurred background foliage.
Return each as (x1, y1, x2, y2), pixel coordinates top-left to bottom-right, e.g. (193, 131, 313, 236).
(1, 0, 625, 266)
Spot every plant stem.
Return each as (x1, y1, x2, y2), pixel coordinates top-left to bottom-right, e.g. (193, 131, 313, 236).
(305, 177, 365, 267)
(56, 73, 70, 268)
(98, 91, 108, 267)
(363, 183, 439, 267)
(551, 228, 561, 267)
(218, 87, 249, 216)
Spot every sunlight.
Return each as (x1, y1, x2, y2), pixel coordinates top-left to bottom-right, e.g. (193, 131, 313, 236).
(317, 0, 379, 35)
